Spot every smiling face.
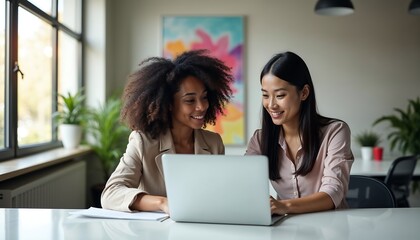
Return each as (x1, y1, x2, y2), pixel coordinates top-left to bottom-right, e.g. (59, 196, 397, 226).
(171, 76, 209, 130)
(261, 74, 309, 127)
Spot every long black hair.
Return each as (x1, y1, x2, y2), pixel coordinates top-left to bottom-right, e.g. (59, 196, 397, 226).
(260, 51, 335, 180)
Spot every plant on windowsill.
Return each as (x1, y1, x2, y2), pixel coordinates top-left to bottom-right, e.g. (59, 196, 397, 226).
(354, 130, 381, 161)
(53, 89, 88, 149)
(85, 96, 131, 207)
(373, 96, 420, 192)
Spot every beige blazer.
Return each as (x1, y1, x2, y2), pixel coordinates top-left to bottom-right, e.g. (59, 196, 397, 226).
(101, 129, 224, 211)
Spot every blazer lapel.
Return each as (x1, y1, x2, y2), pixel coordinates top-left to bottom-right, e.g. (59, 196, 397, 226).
(194, 129, 212, 154)
(155, 130, 211, 178)
(155, 131, 175, 178)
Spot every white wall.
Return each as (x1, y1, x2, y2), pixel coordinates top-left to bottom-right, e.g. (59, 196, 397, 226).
(85, 0, 107, 108)
(104, 0, 420, 157)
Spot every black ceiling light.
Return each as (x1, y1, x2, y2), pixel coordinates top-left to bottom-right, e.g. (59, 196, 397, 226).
(409, 0, 420, 15)
(315, 0, 355, 16)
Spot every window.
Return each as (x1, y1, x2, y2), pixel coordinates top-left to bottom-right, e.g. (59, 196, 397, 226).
(0, 0, 83, 161)
(0, 2, 5, 151)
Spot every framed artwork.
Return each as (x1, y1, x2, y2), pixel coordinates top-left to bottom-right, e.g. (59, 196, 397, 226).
(162, 16, 245, 146)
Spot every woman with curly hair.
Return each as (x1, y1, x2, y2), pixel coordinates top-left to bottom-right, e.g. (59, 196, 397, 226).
(101, 50, 233, 213)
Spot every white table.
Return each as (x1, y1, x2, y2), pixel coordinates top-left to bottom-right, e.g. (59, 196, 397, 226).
(350, 157, 420, 178)
(1, 208, 419, 240)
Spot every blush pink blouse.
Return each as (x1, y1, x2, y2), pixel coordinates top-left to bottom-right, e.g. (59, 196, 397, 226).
(246, 121, 354, 208)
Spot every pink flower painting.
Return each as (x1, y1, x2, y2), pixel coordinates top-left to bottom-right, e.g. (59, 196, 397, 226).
(163, 16, 245, 145)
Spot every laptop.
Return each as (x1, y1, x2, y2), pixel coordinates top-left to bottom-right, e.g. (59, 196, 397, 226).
(161, 154, 286, 226)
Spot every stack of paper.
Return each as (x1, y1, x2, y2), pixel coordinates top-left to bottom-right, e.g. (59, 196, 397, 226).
(69, 207, 169, 221)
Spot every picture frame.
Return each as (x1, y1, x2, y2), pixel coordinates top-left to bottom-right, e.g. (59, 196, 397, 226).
(162, 16, 246, 146)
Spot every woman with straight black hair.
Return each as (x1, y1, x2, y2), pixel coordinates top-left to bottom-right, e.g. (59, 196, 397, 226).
(246, 51, 354, 215)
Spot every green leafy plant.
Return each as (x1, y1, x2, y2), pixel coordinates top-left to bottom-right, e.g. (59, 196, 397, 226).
(373, 97, 420, 156)
(85, 97, 131, 182)
(373, 97, 420, 194)
(53, 89, 87, 125)
(355, 130, 381, 147)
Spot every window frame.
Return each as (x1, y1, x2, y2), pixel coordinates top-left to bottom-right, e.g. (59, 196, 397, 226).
(0, 0, 84, 161)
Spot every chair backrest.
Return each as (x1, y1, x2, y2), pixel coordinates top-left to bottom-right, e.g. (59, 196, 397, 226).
(346, 175, 396, 208)
(384, 155, 418, 193)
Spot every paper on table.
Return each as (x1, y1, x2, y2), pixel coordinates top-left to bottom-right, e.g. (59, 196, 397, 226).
(69, 207, 169, 221)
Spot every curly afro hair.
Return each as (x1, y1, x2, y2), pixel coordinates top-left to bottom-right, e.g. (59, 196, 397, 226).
(121, 49, 234, 139)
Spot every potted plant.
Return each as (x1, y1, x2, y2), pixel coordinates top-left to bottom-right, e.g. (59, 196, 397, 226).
(53, 89, 87, 149)
(373, 97, 420, 157)
(354, 130, 381, 161)
(373, 97, 420, 193)
(85, 96, 131, 207)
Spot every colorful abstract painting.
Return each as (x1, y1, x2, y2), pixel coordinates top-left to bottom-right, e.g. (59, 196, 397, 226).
(162, 16, 245, 146)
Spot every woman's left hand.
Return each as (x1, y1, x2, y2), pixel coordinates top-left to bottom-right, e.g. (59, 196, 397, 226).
(270, 192, 335, 214)
(270, 196, 289, 215)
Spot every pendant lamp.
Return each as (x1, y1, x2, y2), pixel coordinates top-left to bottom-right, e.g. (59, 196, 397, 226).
(409, 0, 420, 15)
(315, 0, 354, 16)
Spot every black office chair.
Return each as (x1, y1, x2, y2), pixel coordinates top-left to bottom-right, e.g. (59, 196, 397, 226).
(384, 155, 418, 207)
(346, 175, 396, 208)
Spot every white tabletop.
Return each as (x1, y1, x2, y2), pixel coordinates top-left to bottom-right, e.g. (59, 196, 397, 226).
(1, 208, 419, 240)
(350, 157, 420, 177)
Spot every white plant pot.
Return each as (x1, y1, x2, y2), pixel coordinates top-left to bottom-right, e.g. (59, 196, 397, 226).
(361, 147, 373, 161)
(59, 124, 82, 149)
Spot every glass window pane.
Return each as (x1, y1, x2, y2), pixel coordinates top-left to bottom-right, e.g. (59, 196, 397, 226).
(57, 31, 79, 143)
(18, 7, 53, 146)
(28, 0, 52, 15)
(58, 31, 79, 97)
(0, 2, 5, 149)
(58, 0, 81, 33)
